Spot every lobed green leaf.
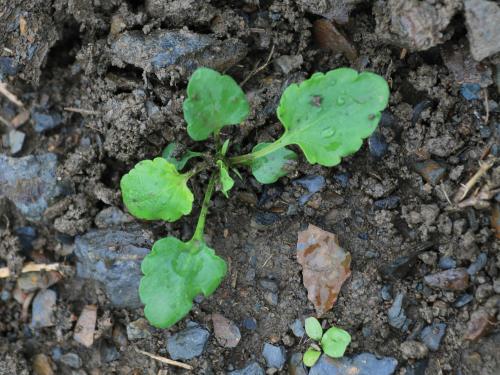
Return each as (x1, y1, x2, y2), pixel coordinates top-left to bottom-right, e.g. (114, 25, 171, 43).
(120, 157, 193, 222)
(139, 237, 227, 328)
(320, 326, 351, 358)
(251, 142, 297, 184)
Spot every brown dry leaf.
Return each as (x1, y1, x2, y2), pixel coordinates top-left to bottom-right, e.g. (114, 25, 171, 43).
(297, 224, 351, 316)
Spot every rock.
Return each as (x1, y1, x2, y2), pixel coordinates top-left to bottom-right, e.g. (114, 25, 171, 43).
(2, 129, 25, 154)
(388, 293, 410, 331)
(464, 0, 500, 61)
(294, 175, 326, 205)
(167, 325, 210, 360)
(467, 253, 487, 275)
(381, 285, 392, 301)
(32, 354, 54, 375)
(31, 289, 57, 328)
(405, 360, 428, 375)
(309, 353, 398, 375)
(274, 55, 303, 74)
(100, 344, 120, 363)
(420, 323, 447, 351)
(74, 305, 97, 348)
(15, 226, 37, 252)
(0, 56, 18, 79)
(259, 279, 278, 292)
(60, 353, 82, 369)
(228, 362, 265, 375)
(442, 45, 493, 87)
(262, 343, 286, 370)
(438, 256, 456, 270)
(400, 340, 429, 360)
(264, 291, 279, 306)
(461, 83, 482, 100)
(110, 30, 247, 80)
(32, 111, 63, 133)
(290, 319, 305, 338)
(17, 271, 61, 293)
(0, 153, 61, 221)
(253, 212, 280, 228)
(424, 268, 469, 291)
(455, 293, 474, 308)
(126, 318, 151, 340)
(74, 229, 152, 308)
(212, 313, 241, 348)
(368, 131, 388, 159)
(374, 196, 400, 210)
(289, 352, 307, 375)
(94, 207, 134, 228)
(313, 19, 358, 62)
(380, 254, 419, 279)
(242, 317, 257, 331)
(414, 160, 447, 185)
(464, 309, 496, 341)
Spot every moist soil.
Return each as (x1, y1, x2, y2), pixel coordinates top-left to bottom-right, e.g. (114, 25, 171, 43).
(1, 1, 499, 374)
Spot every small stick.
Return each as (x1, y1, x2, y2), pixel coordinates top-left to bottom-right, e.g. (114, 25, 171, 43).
(482, 89, 489, 125)
(0, 81, 23, 107)
(64, 107, 99, 115)
(0, 262, 60, 278)
(454, 159, 496, 203)
(240, 44, 275, 87)
(135, 348, 193, 370)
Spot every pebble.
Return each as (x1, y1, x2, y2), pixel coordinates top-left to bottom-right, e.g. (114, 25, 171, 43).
(464, 309, 496, 341)
(264, 291, 279, 306)
(0, 56, 18, 79)
(3, 129, 25, 154)
(212, 313, 241, 348)
(388, 293, 410, 331)
(374, 196, 400, 210)
(126, 318, 151, 340)
(381, 285, 392, 301)
(475, 284, 493, 303)
(438, 256, 456, 270)
(289, 352, 307, 375)
(380, 254, 418, 279)
(74, 305, 97, 348)
(0, 153, 61, 221)
(242, 317, 257, 331)
(405, 359, 428, 375)
(31, 289, 57, 328)
(368, 131, 388, 158)
(467, 253, 487, 275)
(262, 343, 286, 370)
(290, 319, 305, 338)
(464, 0, 500, 61)
(228, 362, 265, 375)
(101, 344, 120, 363)
(60, 353, 82, 369)
(460, 83, 482, 100)
(32, 354, 54, 375)
(75, 229, 151, 308)
(400, 340, 429, 359)
(253, 212, 280, 228)
(309, 353, 398, 375)
(32, 111, 63, 133)
(293, 175, 325, 205)
(414, 160, 447, 185)
(424, 268, 469, 291)
(15, 226, 37, 252)
(274, 55, 303, 74)
(333, 173, 349, 188)
(94, 207, 134, 228)
(17, 271, 61, 293)
(419, 323, 446, 351)
(454, 293, 474, 308)
(167, 325, 209, 360)
(259, 279, 278, 292)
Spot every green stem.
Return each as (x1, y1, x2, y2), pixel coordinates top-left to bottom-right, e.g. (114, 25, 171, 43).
(192, 172, 217, 242)
(229, 136, 287, 165)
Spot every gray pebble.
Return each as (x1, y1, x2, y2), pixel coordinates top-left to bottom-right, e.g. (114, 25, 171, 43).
(228, 362, 265, 375)
(290, 319, 305, 338)
(60, 353, 82, 369)
(310, 353, 397, 375)
(167, 325, 210, 360)
(467, 253, 487, 275)
(388, 293, 410, 331)
(262, 343, 286, 369)
(419, 323, 446, 351)
(31, 289, 57, 328)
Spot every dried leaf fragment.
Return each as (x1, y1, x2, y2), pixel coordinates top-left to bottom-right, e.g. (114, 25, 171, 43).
(297, 224, 351, 316)
(74, 304, 97, 347)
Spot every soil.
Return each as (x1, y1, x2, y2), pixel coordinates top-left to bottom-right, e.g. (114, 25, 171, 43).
(1, 1, 499, 374)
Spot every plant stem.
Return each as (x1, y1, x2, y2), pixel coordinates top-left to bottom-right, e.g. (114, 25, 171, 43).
(192, 172, 217, 242)
(229, 137, 287, 165)
(185, 161, 210, 179)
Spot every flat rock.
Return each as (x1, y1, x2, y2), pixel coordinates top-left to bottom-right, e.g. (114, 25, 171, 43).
(212, 313, 241, 348)
(262, 343, 286, 370)
(0, 153, 61, 221)
(420, 322, 446, 351)
(167, 325, 209, 360)
(464, 0, 500, 61)
(309, 353, 398, 375)
(110, 30, 247, 80)
(424, 268, 469, 290)
(31, 289, 57, 328)
(74, 229, 152, 308)
(32, 354, 54, 375)
(228, 362, 265, 375)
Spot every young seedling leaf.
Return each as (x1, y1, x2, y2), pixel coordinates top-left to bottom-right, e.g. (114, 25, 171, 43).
(251, 142, 298, 184)
(120, 158, 194, 221)
(277, 68, 389, 166)
(139, 237, 227, 328)
(217, 160, 234, 197)
(303, 348, 322, 367)
(320, 326, 351, 358)
(305, 317, 323, 341)
(162, 143, 203, 171)
(184, 68, 249, 141)
(221, 139, 230, 156)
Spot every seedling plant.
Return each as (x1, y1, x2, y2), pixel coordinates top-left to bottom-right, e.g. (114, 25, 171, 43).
(303, 317, 351, 367)
(120, 67, 389, 328)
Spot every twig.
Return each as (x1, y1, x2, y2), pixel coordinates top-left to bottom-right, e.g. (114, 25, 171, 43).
(482, 89, 489, 125)
(135, 348, 193, 370)
(64, 107, 100, 115)
(0, 262, 60, 279)
(0, 81, 23, 107)
(240, 44, 275, 87)
(454, 158, 496, 203)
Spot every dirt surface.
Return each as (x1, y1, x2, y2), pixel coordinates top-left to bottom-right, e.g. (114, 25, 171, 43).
(1, 0, 500, 374)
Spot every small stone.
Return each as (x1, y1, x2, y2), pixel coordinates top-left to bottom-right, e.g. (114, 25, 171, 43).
(242, 317, 257, 331)
(4, 129, 25, 154)
(460, 83, 482, 100)
(455, 293, 474, 308)
(127, 318, 151, 340)
(167, 325, 209, 360)
(262, 343, 286, 370)
(74, 305, 97, 347)
(32, 354, 54, 375)
(414, 160, 447, 185)
(438, 256, 456, 270)
(274, 55, 303, 74)
(464, 309, 496, 341)
(388, 293, 410, 331)
(381, 254, 419, 279)
(60, 353, 82, 369)
(289, 352, 307, 375)
(101, 344, 120, 363)
(374, 196, 400, 210)
(290, 319, 305, 338)
(32, 111, 63, 133)
(418, 252, 437, 266)
(309, 353, 398, 375)
(15, 226, 37, 252)
(31, 289, 57, 328)
(368, 131, 388, 159)
(264, 291, 279, 306)
(475, 284, 493, 303)
(94, 207, 134, 228)
(228, 362, 265, 375)
(464, 0, 500, 61)
(259, 279, 278, 292)
(381, 285, 392, 301)
(17, 271, 61, 293)
(293, 175, 325, 205)
(405, 359, 429, 375)
(253, 212, 280, 227)
(467, 253, 487, 275)
(493, 278, 500, 294)
(212, 313, 241, 348)
(419, 323, 447, 351)
(424, 268, 469, 291)
(400, 340, 429, 360)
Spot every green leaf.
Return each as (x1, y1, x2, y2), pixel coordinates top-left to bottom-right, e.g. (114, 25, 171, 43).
(183, 68, 249, 141)
(277, 68, 389, 166)
(162, 143, 203, 171)
(303, 348, 321, 367)
(217, 160, 234, 197)
(139, 236, 227, 328)
(305, 317, 323, 341)
(221, 139, 230, 156)
(320, 326, 351, 358)
(251, 142, 297, 184)
(120, 157, 193, 221)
